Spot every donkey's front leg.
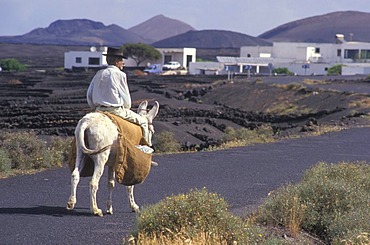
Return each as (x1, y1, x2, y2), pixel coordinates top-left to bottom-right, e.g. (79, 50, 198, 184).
(126, 186, 140, 212)
(106, 165, 115, 215)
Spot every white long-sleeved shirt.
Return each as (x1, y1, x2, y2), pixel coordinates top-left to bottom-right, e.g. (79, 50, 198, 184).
(86, 65, 131, 109)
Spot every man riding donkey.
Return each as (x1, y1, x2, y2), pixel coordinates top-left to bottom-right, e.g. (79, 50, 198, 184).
(67, 47, 159, 216)
(87, 47, 155, 155)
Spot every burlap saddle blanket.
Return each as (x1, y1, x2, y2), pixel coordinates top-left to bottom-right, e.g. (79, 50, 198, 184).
(68, 111, 152, 186)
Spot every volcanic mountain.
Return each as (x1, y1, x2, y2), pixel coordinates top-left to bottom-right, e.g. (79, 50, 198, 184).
(258, 11, 370, 43)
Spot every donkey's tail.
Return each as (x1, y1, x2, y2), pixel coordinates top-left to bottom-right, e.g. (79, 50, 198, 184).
(75, 115, 111, 155)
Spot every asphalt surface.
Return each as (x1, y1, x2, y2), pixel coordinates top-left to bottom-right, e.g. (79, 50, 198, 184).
(1, 127, 370, 245)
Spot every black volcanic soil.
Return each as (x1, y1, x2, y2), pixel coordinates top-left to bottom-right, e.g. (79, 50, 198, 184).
(0, 69, 369, 150)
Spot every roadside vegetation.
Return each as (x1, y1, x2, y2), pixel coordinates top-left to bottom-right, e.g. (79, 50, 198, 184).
(256, 161, 370, 244)
(152, 131, 182, 153)
(126, 162, 369, 244)
(0, 131, 71, 178)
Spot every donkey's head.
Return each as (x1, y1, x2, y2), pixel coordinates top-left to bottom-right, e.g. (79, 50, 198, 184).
(137, 101, 159, 146)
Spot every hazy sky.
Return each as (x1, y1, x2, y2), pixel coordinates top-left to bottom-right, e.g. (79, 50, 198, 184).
(1, 0, 369, 37)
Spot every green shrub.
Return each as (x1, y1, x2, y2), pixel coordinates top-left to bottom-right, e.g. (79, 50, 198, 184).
(0, 131, 50, 170)
(48, 136, 72, 167)
(222, 125, 275, 145)
(0, 131, 71, 172)
(272, 67, 294, 75)
(152, 131, 182, 153)
(327, 64, 342, 75)
(256, 161, 370, 243)
(0, 148, 11, 172)
(135, 188, 264, 244)
(0, 58, 26, 71)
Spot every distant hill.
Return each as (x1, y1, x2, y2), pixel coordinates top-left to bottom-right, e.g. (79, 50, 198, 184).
(128, 14, 195, 43)
(152, 30, 272, 48)
(259, 11, 370, 43)
(1, 11, 370, 49)
(0, 19, 150, 46)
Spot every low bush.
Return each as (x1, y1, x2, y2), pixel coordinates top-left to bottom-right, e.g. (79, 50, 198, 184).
(272, 67, 294, 75)
(255, 161, 370, 244)
(0, 148, 11, 173)
(48, 136, 72, 167)
(0, 131, 50, 170)
(134, 188, 265, 244)
(221, 125, 275, 148)
(0, 131, 71, 176)
(152, 131, 182, 153)
(327, 64, 342, 75)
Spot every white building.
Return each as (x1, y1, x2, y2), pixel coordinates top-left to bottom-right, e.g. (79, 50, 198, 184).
(234, 35, 370, 75)
(157, 48, 196, 68)
(64, 47, 108, 70)
(236, 35, 370, 75)
(64, 46, 197, 71)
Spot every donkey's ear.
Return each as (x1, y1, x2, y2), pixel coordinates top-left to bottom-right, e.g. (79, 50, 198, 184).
(147, 101, 159, 121)
(137, 100, 148, 114)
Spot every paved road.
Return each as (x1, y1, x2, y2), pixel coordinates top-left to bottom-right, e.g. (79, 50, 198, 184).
(1, 127, 370, 245)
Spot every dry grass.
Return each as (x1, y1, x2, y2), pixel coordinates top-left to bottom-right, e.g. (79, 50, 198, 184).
(288, 196, 306, 238)
(124, 229, 231, 245)
(303, 79, 331, 85)
(349, 96, 370, 109)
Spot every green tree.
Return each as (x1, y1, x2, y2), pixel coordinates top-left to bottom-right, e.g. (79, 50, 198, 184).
(327, 64, 342, 75)
(0, 58, 26, 71)
(121, 43, 161, 67)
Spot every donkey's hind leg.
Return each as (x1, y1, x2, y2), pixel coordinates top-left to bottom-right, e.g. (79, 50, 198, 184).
(89, 152, 109, 217)
(106, 164, 115, 215)
(67, 152, 84, 210)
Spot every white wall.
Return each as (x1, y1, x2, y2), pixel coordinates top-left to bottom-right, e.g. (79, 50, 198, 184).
(274, 62, 330, 75)
(189, 62, 223, 75)
(342, 64, 370, 75)
(240, 46, 272, 58)
(64, 51, 107, 69)
(158, 48, 196, 68)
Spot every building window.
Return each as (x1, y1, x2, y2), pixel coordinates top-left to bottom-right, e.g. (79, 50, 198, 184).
(76, 57, 82, 63)
(88, 57, 100, 65)
(315, 48, 320, 53)
(344, 49, 359, 59)
(360, 50, 370, 59)
(337, 49, 341, 57)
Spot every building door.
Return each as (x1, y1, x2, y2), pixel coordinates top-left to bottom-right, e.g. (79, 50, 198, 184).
(186, 55, 193, 68)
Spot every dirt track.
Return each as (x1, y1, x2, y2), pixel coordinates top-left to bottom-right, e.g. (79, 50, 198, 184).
(0, 70, 369, 149)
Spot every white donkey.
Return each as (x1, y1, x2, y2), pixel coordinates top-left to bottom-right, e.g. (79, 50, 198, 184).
(67, 100, 159, 216)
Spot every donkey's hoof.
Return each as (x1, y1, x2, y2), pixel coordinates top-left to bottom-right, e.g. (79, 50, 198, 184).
(66, 201, 75, 210)
(106, 208, 113, 215)
(131, 205, 140, 213)
(92, 209, 104, 217)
